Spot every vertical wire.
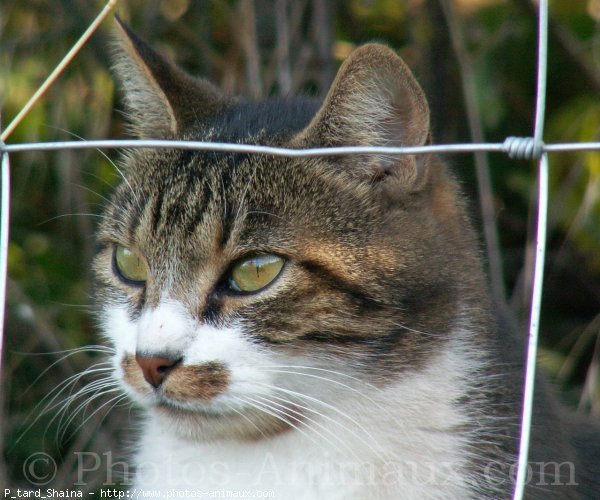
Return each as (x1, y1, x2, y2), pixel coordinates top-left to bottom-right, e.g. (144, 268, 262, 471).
(0, 147, 11, 384)
(513, 155, 549, 500)
(513, 0, 549, 498)
(0, 143, 8, 484)
(532, 3, 548, 148)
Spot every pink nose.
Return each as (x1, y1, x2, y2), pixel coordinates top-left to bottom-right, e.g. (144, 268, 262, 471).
(135, 354, 180, 388)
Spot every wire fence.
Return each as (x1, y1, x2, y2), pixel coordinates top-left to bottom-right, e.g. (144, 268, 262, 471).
(0, 1, 599, 499)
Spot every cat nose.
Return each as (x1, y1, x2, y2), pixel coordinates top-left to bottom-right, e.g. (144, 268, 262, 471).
(135, 354, 180, 388)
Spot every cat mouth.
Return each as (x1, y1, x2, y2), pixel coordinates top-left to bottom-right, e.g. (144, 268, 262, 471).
(154, 398, 226, 417)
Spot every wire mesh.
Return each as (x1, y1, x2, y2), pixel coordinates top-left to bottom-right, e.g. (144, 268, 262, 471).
(0, 0, 599, 498)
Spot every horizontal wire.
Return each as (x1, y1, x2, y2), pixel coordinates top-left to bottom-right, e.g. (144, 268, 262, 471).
(0, 140, 507, 156)
(1, 139, 600, 157)
(544, 143, 600, 152)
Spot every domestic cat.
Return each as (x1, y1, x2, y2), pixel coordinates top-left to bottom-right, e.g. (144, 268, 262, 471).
(93, 18, 600, 498)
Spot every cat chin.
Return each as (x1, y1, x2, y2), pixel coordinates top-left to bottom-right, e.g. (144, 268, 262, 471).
(149, 403, 296, 442)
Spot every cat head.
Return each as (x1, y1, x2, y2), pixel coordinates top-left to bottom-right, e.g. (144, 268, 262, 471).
(94, 18, 488, 439)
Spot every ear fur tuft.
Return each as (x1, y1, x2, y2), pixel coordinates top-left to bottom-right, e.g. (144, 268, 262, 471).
(112, 16, 231, 138)
(293, 44, 431, 189)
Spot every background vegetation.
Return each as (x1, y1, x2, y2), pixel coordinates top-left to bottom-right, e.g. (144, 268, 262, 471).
(1, 0, 599, 491)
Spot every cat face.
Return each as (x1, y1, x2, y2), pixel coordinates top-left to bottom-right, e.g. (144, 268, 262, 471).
(94, 19, 488, 439)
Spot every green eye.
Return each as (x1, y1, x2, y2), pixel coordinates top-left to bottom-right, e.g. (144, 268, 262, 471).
(114, 245, 147, 284)
(229, 255, 284, 293)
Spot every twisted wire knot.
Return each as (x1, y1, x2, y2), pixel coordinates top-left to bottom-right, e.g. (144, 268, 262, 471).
(503, 136, 544, 160)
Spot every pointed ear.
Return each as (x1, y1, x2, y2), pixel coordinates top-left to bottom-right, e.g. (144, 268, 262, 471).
(112, 16, 231, 138)
(293, 44, 430, 187)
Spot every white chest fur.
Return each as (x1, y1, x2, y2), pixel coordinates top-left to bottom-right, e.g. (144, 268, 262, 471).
(132, 345, 486, 499)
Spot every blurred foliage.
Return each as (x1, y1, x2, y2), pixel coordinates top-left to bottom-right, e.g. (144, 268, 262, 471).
(1, 0, 599, 491)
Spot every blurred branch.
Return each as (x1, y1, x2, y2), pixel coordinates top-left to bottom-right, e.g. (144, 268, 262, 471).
(175, 24, 224, 75)
(275, 0, 292, 94)
(513, 0, 600, 94)
(312, 0, 335, 94)
(286, 0, 312, 93)
(6, 278, 79, 378)
(580, 325, 600, 416)
(410, 0, 464, 143)
(236, 0, 263, 98)
(440, 0, 508, 311)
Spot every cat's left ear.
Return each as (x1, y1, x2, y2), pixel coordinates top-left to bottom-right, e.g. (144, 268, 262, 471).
(293, 44, 430, 191)
(112, 16, 231, 138)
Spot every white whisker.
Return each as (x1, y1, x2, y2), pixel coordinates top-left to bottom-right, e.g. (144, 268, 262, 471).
(60, 391, 126, 443)
(56, 382, 121, 437)
(266, 364, 384, 394)
(22, 361, 113, 425)
(38, 213, 108, 225)
(261, 367, 402, 432)
(254, 381, 392, 463)
(245, 210, 289, 223)
(13, 344, 116, 450)
(230, 395, 327, 453)
(252, 393, 360, 462)
(224, 402, 268, 438)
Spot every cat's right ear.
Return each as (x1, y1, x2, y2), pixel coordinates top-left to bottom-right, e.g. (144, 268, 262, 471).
(292, 44, 431, 193)
(112, 16, 231, 138)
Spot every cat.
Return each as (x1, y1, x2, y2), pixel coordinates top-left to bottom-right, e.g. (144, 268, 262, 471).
(92, 17, 600, 499)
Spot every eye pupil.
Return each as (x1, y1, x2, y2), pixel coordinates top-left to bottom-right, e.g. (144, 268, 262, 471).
(229, 255, 284, 293)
